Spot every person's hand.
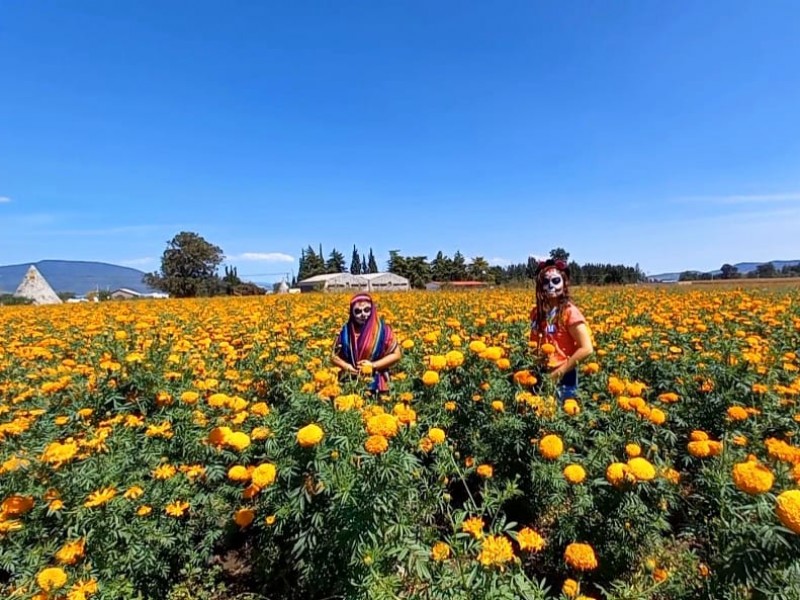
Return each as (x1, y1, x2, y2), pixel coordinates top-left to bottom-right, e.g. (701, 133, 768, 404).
(345, 364, 359, 375)
(549, 364, 569, 382)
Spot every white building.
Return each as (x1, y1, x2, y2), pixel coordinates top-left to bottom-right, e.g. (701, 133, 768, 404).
(297, 272, 409, 293)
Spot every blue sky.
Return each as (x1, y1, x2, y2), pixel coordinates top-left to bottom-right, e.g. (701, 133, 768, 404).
(2, 1, 800, 279)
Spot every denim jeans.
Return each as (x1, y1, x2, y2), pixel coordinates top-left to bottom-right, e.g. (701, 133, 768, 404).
(556, 369, 578, 402)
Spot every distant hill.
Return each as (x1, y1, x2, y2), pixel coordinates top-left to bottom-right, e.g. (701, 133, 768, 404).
(650, 259, 800, 282)
(0, 260, 156, 295)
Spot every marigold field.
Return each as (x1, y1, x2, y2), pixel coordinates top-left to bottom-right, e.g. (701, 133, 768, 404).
(2, 288, 800, 600)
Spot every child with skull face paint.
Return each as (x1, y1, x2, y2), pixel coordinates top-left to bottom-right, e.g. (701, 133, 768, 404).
(331, 293, 402, 394)
(530, 259, 594, 402)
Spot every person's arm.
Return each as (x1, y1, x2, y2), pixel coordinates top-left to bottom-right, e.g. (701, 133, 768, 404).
(549, 323, 593, 381)
(331, 340, 358, 374)
(358, 343, 402, 371)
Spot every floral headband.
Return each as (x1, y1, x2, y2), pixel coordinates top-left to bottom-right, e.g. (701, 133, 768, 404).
(534, 259, 570, 278)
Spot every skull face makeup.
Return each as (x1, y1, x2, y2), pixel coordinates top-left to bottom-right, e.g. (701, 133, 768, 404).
(351, 301, 372, 326)
(541, 268, 565, 298)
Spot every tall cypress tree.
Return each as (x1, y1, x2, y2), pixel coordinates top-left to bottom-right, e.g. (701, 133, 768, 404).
(350, 246, 362, 274)
(367, 248, 379, 273)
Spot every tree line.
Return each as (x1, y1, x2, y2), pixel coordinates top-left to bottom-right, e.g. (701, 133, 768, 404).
(298, 244, 646, 288)
(678, 262, 800, 281)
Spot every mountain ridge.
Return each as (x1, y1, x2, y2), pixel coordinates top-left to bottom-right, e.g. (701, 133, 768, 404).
(0, 260, 155, 295)
(649, 259, 800, 282)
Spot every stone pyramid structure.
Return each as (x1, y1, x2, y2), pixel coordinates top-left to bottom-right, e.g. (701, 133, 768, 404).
(14, 265, 62, 305)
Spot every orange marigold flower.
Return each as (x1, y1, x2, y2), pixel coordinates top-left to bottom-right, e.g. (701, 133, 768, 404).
(727, 406, 749, 421)
(776, 490, 800, 534)
(55, 538, 85, 565)
(563, 464, 586, 484)
(165, 500, 190, 517)
(539, 434, 564, 460)
(733, 460, 774, 495)
(564, 542, 598, 571)
(477, 464, 493, 479)
(562, 578, 580, 598)
(365, 434, 389, 455)
(366, 413, 399, 438)
(234, 508, 255, 527)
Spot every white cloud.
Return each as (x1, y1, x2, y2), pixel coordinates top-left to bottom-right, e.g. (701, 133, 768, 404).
(234, 252, 295, 263)
(488, 257, 512, 267)
(119, 257, 155, 267)
(528, 253, 548, 262)
(0, 196, 11, 203)
(675, 192, 800, 205)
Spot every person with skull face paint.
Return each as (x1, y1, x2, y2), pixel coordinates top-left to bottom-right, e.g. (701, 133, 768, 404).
(530, 259, 594, 401)
(331, 293, 402, 394)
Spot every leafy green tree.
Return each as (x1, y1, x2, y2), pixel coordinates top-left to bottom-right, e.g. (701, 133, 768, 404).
(326, 248, 346, 273)
(298, 245, 326, 280)
(222, 266, 242, 295)
(467, 256, 491, 281)
(350, 246, 362, 275)
(451, 251, 468, 280)
(720, 264, 739, 279)
(144, 231, 224, 297)
(549, 247, 570, 262)
(430, 251, 452, 282)
(755, 263, 777, 278)
(367, 248, 379, 273)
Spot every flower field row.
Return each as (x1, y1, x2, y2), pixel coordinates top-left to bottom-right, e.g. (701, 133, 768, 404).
(1, 287, 800, 600)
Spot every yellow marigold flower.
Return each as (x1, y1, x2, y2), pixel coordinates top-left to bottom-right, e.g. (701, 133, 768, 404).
(226, 431, 251, 451)
(477, 464, 493, 478)
(563, 464, 586, 484)
(444, 401, 456, 411)
(606, 462, 633, 488)
(625, 443, 641, 458)
(469, 340, 487, 353)
(365, 434, 389, 455)
(251, 463, 277, 488)
(732, 460, 774, 495)
(165, 500, 190, 517)
(68, 577, 98, 599)
(563, 398, 580, 416)
(607, 377, 626, 396)
(491, 400, 504, 412)
(431, 541, 451, 561)
(84, 487, 116, 508)
(251, 426, 271, 440)
(776, 490, 800, 534)
(517, 527, 546, 552)
(461, 516, 484, 539)
(690, 430, 709, 441)
(582, 362, 600, 374)
(152, 464, 177, 480)
(207, 392, 229, 408)
(401, 339, 414, 350)
(429, 355, 447, 371)
(477, 534, 515, 569)
(366, 413, 399, 438)
(627, 457, 656, 482)
(540, 342, 556, 355)
(41, 440, 78, 466)
(727, 406, 749, 421)
(136, 505, 152, 517)
(539, 434, 564, 460)
(445, 350, 464, 368)
(250, 402, 270, 416)
(55, 538, 85, 565)
(234, 508, 255, 527)
(428, 427, 446, 444)
(180, 391, 200, 404)
(124, 485, 144, 500)
(562, 578, 580, 598)
(297, 423, 324, 447)
(648, 408, 667, 425)
(265, 514, 277, 525)
(564, 542, 598, 571)
(37, 567, 68, 592)
(228, 465, 250, 482)
(422, 370, 440, 386)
